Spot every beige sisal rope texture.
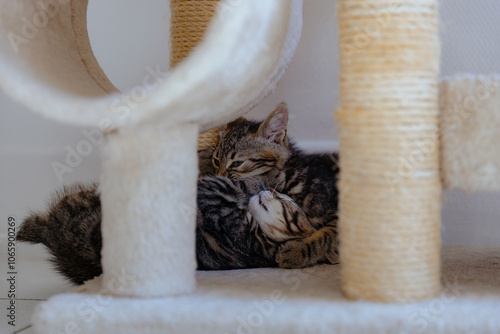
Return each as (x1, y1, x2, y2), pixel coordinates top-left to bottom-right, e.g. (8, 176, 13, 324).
(197, 126, 221, 151)
(170, 0, 222, 150)
(336, 0, 442, 302)
(170, 0, 220, 67)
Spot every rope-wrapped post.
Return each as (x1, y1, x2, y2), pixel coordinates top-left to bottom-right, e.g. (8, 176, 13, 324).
(198, 126, 222, 150)
(170, 0, 221, 149)
(170, 0, 220, 67)
(336, 0, 442, 302)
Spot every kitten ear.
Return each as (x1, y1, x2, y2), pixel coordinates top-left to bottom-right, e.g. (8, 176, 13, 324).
(257, 103, 289, 144)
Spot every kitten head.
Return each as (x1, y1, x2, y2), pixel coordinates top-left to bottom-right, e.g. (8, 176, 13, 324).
(212, 103, 291, 183)
(248, 188, 314, 242)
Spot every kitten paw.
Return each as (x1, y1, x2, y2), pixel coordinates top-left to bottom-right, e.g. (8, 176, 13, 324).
(276, 239, 315, 269)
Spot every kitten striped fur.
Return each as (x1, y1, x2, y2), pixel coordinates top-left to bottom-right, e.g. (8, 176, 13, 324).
(196, 176, 314, 270)
(18, 178, 314, 284)
(17, 183, 102, 285)
(211, 103, 340, 268)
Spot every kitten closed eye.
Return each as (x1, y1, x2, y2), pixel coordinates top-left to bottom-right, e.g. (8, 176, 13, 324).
(229, 161, 243, 168)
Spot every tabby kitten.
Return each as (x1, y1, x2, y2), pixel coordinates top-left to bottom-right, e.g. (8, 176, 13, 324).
(17, 177, 314, 284)
(211, 103, 340, 268)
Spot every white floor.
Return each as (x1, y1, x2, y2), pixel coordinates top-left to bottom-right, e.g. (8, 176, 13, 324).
(0, 260, 69, 334)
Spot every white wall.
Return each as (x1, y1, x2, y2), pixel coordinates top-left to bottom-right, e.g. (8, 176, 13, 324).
(1, 0, 499, 260)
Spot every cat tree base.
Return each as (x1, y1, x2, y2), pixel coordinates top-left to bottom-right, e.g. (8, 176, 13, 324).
(32, 246, 500, 334)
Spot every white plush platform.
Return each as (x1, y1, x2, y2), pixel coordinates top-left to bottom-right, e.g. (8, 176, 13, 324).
(33, 246, 500, 334)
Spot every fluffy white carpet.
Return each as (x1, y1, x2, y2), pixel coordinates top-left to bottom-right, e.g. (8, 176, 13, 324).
(32, 246, 500, 333)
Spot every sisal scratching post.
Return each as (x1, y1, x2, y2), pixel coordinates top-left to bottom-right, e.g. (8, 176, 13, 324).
(198, 126, 222, 150)
(170, 0, 223, 150)
(336, 0, 442, 302)
(170, 0, 220, 67)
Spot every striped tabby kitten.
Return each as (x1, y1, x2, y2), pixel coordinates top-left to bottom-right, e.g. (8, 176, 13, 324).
(17, 178, 314, 285)
(210, 103, 340, 268)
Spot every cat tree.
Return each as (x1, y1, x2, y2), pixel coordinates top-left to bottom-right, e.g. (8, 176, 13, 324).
(1, 0, 499, 333)
(0, 0, 303, 298)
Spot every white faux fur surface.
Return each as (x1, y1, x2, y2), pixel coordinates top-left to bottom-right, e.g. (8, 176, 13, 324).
(99, 123, 198, 297)
(0, 0, 303, 131)
(32, 246, 500, 334)
(440, 74, 500, 192)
